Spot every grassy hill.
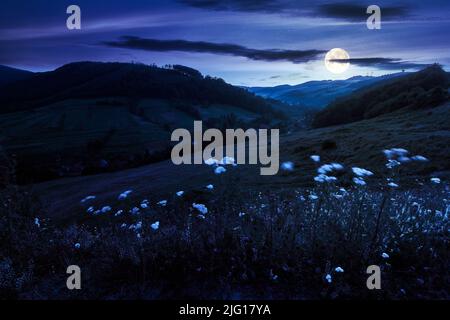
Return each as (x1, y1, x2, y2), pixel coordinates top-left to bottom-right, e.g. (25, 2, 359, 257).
(0, 62, 286, 183)
(3, 65, 449, 300)
(0, 62, 280, 116)
(0, 65, 34, 87)
(34, 101, 450, 220)
(313, 65, 449, 128)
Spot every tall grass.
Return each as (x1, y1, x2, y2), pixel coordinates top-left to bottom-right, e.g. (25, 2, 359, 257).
(1, 169, 448, 299)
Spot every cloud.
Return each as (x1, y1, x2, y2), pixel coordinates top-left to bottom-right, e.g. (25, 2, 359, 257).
(180, 0, 410, 20)
(103, 37, 428, 70)
(179, 0, 287, 14)
(316, 3, 409, 21)
(103, 36, 326, 63)
(329, 58, 428, 70)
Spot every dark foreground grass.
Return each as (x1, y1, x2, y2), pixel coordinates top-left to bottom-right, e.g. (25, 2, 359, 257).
(1, 170, 449, 300)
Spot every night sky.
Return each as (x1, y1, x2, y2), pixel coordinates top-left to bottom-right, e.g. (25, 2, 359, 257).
(1, 0, 449, 86)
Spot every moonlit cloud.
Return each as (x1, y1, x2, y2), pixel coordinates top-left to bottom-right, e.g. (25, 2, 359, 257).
(103, 36, 326, 63)
(181, 0, 411, 21)
(316, 3, 409, 21)
(329, 58, 429, 70)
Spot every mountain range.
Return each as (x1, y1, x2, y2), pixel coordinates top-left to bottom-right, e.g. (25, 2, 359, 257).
(247, 73, 407, 109)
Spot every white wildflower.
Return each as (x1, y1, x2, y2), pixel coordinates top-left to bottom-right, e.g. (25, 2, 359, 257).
(325, 274, 332, 283)
(129, 221, 142, 231)
(74, 243, 81, 249)
(205, 158, 219, 166)
(383, 149, 393, 159)
(398, 156, 411, 163)
(118, 190, 133, 200)
(310, 155, 320, 162)
(206, 184, 214, 190)
(317, 163, 343, 174)
(220, 156, 236, 165)
(151, 221, 160, 230)
(386, 159, 401, 169)
(382, 252, 390, 259)
(281, 161, 294, 171)
(317, 164, 333, 174)
(411, 155, 428, 162)
(314, 174, 337, 183)
(193, 203, 208, 214)
(34, 217, 40, 228)
(352, 167, 374, 177)
(331, 163, 344, 170)
(157, 200, 167, 206)
(80, 195, 96, 203)
(430, 177, 441, 184)
(353, 177, 366, 186)
(391, 148, 408, 154)
(101, 206, 112, 213)
(383, 148, 408, 159)
(309, 194, 318, 200)
(388, 182, 399, 188)
(176, 191, 184, 196)
(270, 269, 278, 281)
(214, 166, 226, 174)
(335, 267, 344, 273)
(130, 207, 140, 215)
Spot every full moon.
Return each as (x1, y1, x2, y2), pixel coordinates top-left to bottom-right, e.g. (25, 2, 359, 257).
(324, 48, 350, 74)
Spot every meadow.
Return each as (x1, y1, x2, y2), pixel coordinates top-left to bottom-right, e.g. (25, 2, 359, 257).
(1, 148, 448, 299)
(0, 63, 448, 300)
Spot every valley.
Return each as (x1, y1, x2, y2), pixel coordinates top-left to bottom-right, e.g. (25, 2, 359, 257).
(32, 101, 450, 221)
(0, 62, 449, 299)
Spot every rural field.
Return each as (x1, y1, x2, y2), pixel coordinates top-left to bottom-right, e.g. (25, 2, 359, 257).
(0, 62, 449, 300)
(2, 0, 450, 310)
(1, 151, 449, 299)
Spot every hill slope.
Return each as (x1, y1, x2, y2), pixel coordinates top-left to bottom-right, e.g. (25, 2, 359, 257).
(0, 62, 285, 183)
(0, 62, 280, 116)
(313, 65, 449, 128)
(0, 65, 34, 87)
(34, 101, 450, 220)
